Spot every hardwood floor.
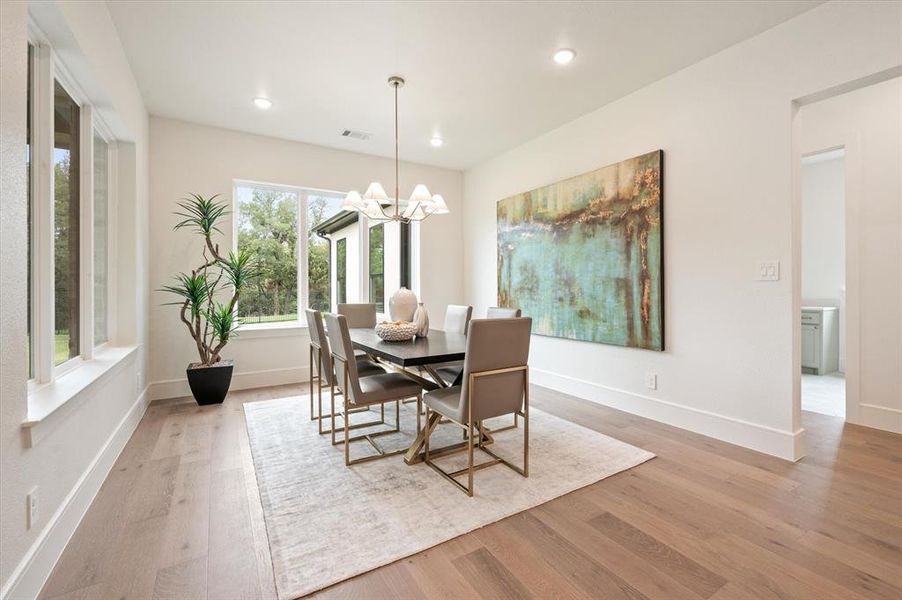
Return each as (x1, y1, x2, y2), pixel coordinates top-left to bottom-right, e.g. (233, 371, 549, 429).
(40, 383, 901, 600)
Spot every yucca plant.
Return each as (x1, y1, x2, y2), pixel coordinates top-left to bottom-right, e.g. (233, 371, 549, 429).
(160, 194, 255, 366)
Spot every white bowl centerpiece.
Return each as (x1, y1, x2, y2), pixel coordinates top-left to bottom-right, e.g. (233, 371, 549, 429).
(374, 320, 418, 342)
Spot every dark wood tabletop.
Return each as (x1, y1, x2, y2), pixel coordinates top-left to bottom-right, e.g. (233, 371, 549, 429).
(348, 328, 466, 366)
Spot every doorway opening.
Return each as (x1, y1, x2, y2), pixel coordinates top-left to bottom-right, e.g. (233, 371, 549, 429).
(800, 148, 845, 418)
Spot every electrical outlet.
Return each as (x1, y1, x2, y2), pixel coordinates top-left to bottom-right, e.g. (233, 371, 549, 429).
(757, 260, 780, 281)
(645, 372, 658, 391)
(27, 488, 38, 530)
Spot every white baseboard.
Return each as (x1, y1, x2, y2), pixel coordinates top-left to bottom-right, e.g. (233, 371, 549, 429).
(0, 388, 150, 600)
(148, 365, 310, 401)
(531, 368, 805, 461)
(852, 403, 902, 434)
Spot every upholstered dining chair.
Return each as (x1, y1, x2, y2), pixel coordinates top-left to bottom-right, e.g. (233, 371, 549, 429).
(305, 309, 387, 435)
(433, 304, 473, 386)
(487, 306, 522, 318)
(423, 317, 532, 496)
(443, 304, 473, 334)
(337, 303, 377, 328)
(325, 312, 424, 465)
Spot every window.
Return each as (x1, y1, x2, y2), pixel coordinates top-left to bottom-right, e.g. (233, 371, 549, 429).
(93, 132, 109, 345)
(369, 224, 384, 312)
(53, 80, 80, 365)
(235, 182, 346, 323)
(234, 181, 414, 324)
(26, 40, 118, 386)
(235, 184, 300, 324)
(336, 238, 347, 304)
(27, 43, 34, 377)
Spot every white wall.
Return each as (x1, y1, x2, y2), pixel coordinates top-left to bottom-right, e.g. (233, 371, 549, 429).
(798, 77, 902, 433)
(0, 1, 150, 597)
(148, 117, 463, 399)
(801, 154, 846, 370)
(462, 1, 902, 459)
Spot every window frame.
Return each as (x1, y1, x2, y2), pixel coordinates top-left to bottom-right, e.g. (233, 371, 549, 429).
(232, 179, 313, 325)
(27, 28, 118, 389)
(91, 120, 117, 350)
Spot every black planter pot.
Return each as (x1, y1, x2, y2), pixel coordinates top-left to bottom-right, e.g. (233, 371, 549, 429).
(186, 360, 234, 405)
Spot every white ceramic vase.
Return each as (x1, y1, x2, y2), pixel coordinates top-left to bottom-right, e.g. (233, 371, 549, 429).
(412, 303, 429, 337)
(389, 287, 418, 322)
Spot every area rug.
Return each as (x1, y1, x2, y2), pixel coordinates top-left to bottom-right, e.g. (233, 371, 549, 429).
(244, 394, 654, 599)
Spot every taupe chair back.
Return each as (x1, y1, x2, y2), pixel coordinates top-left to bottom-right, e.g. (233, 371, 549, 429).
(444, 304, 473, 334)
(338, 303, 377, 328)
(461, 318, 532, 422)
(324, 313, 364, 404)
(487, 306, 522, 318)
(305, 309, 334, 385)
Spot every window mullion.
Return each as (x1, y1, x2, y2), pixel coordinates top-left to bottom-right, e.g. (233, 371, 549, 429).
(107, 142, 119, 344)
(32, 44, 54, 384)
(359, 215, 369, 304)
(298, 191, 308, 316)
(79, 104, 94, 359)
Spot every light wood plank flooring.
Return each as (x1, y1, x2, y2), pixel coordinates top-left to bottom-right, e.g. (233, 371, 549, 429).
(40, 383, 902, 600)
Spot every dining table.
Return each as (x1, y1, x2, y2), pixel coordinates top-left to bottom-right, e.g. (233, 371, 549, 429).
(348, 327, 485, 464)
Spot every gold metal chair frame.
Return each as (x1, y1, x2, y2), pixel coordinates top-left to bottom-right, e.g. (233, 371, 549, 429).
(309, 341, 382, 435)
(331, 354, 423, 466)
(424, 365, 529, 497)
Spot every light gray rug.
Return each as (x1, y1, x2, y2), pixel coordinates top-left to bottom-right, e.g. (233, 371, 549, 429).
(244, 394, 654, 600)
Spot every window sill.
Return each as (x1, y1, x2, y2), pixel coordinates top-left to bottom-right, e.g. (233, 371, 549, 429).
(237, 320, 308, 339)
(22, 345, 139, 447)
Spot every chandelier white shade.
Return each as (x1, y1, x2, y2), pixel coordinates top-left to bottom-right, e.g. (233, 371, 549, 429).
(363, 182, 389, 202)
(340, 190, 366, 211)
(430, 194, 449, 214)
(342, 76, 448, 223)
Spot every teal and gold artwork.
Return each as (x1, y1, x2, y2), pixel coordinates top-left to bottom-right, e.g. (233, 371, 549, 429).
(497, 150, 663, 350)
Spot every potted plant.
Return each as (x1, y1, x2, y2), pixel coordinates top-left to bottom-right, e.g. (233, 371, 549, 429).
(160, 194, 254, 405)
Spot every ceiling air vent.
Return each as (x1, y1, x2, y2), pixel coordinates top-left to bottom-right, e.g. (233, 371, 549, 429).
(341, 129, 372, 141)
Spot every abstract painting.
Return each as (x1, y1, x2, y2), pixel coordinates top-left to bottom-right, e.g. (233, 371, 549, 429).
(497, 150, 663, 350)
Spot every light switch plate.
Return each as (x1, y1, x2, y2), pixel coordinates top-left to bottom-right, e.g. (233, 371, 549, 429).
(757, 260, 780, 281)
(27, 488, 38, 529)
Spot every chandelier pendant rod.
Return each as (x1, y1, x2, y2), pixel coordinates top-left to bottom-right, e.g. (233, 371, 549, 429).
(394, 79, 400, 220)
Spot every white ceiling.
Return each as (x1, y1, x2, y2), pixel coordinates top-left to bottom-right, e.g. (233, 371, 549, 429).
(108, 0, 821, 171)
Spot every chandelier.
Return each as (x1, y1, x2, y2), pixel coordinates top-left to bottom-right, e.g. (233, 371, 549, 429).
(341, 76, 448, 223)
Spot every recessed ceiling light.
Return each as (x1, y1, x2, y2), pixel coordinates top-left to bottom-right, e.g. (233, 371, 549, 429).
(553, 48, 576, 65)
(254, 97, 272, 110)
(430, 136, 444, 148)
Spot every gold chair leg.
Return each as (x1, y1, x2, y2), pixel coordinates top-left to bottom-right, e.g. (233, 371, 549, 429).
(524, 368, 529, 477)
(317, 353, 326, 433)
(330, 381, 336, 446)
(467, 420, 474, 497)
(424, 406, 431, 461)
(344, 370, 350, 466)
(308, 345, 316, 421)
